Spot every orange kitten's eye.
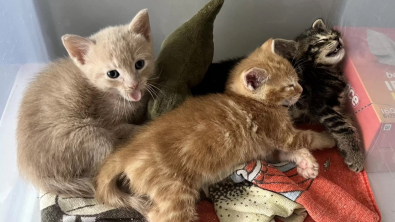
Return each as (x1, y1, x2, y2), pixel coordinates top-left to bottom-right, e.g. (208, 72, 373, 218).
(107, 70, 120, 79)
(135, 60, 145, 70)
(284, 84, 295, 91)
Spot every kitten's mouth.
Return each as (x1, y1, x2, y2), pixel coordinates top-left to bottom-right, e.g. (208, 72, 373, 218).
(129, 90, 142, 101)
(123, 89, 142, 102)
(281, 95, 300, 107)
(326, 43, 343, 57)
(281, 99, 296, 107)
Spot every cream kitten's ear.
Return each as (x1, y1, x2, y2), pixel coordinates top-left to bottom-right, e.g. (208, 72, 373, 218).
(273, 39, 297, 60)
(129, 9, 151, 40)
(62, 34, 94, 66)
(243, 68, 268, 91)
(312, 19, 326, 29)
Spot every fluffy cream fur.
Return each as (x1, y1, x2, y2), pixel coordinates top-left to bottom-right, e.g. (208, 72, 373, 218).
(17, 9, 155, 197)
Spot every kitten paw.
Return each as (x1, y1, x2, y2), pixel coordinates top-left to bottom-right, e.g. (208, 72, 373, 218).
(339, 141, 365, 172)
(344, 150, 365, 172)
(294, 148, 319, 179)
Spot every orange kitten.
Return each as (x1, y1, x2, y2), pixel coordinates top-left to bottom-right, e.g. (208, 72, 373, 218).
(95, 39, 335, 222)
(17, 9, 154, 197)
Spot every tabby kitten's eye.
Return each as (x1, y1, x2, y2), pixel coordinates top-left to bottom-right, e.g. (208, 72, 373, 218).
(287, 84, 295, 88)
(107, 70, 120, 79)
(316, 40, 327, 44)
(135, 60, 145, 70)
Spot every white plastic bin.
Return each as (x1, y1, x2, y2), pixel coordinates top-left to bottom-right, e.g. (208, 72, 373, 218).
(1, 1, 394, 221)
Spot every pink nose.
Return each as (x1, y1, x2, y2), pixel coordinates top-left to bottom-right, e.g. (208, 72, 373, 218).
(130, 83, 139, 90)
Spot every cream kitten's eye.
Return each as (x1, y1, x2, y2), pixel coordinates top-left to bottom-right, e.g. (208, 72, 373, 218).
(107, 70, 120, 79)
(135, 60, 145, 70)
(287, 84, 295, 89)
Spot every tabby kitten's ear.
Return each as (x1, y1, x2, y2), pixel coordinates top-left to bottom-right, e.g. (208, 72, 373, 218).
(62, 34, 95, 66)
(129, 9, 151, 41)
(273, 39, 297, 60)
(312, 18, 326, 29)
(242, 68, 268, 91)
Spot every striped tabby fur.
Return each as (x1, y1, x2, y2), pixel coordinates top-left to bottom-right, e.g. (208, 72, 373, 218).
(274, 19, 365, 172)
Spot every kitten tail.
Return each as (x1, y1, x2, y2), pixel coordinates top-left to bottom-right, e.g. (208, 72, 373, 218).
(95, 156, 150, 216)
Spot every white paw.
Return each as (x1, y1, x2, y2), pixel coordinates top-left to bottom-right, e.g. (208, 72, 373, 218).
(294, 149, 319, 179)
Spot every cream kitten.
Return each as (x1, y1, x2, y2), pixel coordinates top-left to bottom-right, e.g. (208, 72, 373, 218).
(17, 9, 155, 197)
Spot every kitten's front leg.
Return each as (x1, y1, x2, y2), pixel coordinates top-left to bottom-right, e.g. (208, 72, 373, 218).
(315, 106, 365, 172)
(281, 129, 336, 151)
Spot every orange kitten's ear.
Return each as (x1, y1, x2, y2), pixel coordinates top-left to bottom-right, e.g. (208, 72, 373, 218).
(312, 18, 326, 29)
(62, 34, 94, 66)
(129, 9, 151, 40)
(243, 68, 268, 91)
(273, 38, 297, 60)
(261, 38, 274, 52)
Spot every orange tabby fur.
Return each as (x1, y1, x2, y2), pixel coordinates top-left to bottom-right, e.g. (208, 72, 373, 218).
(95, 39, 335, 222)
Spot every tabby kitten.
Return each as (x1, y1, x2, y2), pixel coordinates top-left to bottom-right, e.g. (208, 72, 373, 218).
(274, 19, 364, 172)
(17, 9, 155, 197)
(193, 19, 364, 172)
(95, 39, 335, 222)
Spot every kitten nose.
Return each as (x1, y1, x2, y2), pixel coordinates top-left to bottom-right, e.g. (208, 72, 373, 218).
(298, 88, 303, 94)
(130, 83, 139, 90)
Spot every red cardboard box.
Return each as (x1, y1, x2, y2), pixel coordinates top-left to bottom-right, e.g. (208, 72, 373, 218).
(342, 27, 395, 172)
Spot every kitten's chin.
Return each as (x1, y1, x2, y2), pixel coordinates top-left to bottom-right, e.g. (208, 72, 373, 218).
(281, 96, 300, 107)
(322, 48, 345, 65)
(280, 100, 292, 107)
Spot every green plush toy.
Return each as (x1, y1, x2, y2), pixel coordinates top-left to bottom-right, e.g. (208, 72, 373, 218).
(148, 0, 224, 119)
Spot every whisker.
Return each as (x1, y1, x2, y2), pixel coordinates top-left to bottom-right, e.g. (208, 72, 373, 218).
(147, 83, 165, 96)
(150, 67, 164, 82)
(135, 43, 147, 54)
(148, 85, 160, 98)
(147, 82, 168, 90)
(137, 53, 153, 60)
(145, 86, 155, 99)
(148, 81, 166, 87)
(148, 75, 160, 81)
(145, 84, 159, 98)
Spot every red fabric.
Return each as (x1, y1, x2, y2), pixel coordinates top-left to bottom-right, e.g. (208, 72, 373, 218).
(238, 150, 380, 221)
(294, 125, 380, 221)
(197, 147, 381, 222)
(197, 124, 381, 222)
(197, 200, 219, 222)
(302, 149, 381, 222)
(197, 124, 380, 222)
